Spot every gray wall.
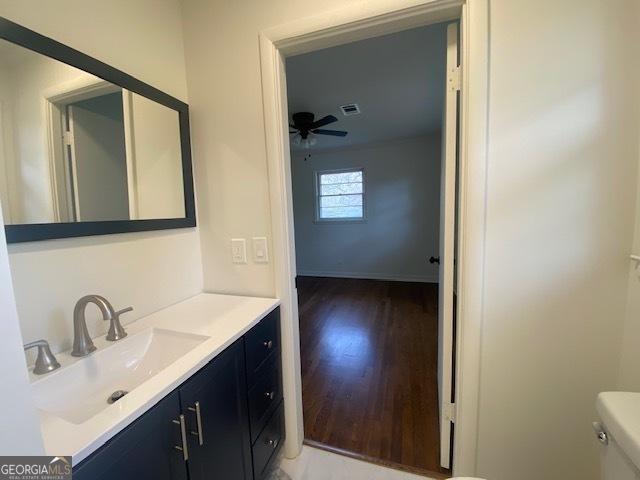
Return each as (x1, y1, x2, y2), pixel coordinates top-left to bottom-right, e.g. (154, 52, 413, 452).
(291, 134, 441, 282)
(71, 92, 129, 221)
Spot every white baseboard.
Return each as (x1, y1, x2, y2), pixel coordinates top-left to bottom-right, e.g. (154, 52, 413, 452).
(296, 270, 438, 284)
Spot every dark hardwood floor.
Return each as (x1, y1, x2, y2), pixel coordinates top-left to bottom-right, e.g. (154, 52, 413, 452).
(297, 277, 448, 477)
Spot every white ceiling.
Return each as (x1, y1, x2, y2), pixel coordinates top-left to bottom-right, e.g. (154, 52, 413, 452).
(286, 22, 448, 151)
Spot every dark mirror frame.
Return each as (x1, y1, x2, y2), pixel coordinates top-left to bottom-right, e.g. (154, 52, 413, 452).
(0, 17, 196, 243)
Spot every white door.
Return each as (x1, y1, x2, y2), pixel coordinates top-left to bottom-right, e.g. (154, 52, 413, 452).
(438, 22, 460, 470)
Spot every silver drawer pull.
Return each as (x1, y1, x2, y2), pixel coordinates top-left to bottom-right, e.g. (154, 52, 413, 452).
(265, 391, 275, 400)
(172, 414, 189, 461)
(267, 438, 278, 449)
(263, 340, 273, 349)
(188, 401, 204, 446)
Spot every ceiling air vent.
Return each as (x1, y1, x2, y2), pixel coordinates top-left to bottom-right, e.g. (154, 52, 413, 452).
(340, 103, 360, 116)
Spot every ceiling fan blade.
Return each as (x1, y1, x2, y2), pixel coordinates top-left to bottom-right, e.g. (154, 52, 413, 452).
(312, 128, 348, 137)
(311, 115, 338, 129)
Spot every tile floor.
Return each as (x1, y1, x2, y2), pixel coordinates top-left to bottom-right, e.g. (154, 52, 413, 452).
(273, 446, 439, 480)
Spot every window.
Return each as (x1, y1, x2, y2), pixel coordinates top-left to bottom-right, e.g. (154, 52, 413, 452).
(315, 168, 365, 221)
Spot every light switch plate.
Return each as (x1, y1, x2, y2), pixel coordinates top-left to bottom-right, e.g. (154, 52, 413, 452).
(231, 238, 247, 264)
(252, 237, 269, 263)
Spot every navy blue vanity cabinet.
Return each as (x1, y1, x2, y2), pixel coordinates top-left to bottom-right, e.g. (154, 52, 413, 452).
(180, 339, 253, 480)
(244, 308, 285, 479)
(73, 340, 252, 480)
(72, 307, 282, 480)
(73, 390, 188, 480)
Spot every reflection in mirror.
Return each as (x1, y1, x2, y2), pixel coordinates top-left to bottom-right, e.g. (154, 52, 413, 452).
(0, 40, 185, 225)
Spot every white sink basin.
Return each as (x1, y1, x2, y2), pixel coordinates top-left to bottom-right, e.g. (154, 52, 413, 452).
(31, 328, 209, 424)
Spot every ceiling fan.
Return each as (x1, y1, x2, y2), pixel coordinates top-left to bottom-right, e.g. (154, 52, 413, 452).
(289, 111, 348, 148)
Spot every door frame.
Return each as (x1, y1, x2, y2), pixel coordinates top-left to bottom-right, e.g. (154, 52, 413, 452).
(258, 0, 489, 476)
(43, 78, 125, 223)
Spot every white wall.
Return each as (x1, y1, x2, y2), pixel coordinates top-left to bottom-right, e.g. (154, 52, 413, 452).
(0, 204, 44, 454)
(291, 135, 440, 282)
(476, 1, 639, 479)
(11, 230, 202, 356)
(0, 0, 203, 360)
(181, 0, 352, 297)
(0, 65, 15, 222)
(617, 0, 640, 391)
(0, 50, 98, 223)
(129, 93, 185, 220)
(182, 1, 640, 479)
(619, 182, 640, 390)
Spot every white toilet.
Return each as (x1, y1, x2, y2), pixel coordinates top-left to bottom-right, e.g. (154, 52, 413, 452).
(447, 392, 640, 480)
(596, 392, 640, 480)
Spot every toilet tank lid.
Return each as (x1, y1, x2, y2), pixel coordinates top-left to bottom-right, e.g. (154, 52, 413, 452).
(597, 392, 640, 469)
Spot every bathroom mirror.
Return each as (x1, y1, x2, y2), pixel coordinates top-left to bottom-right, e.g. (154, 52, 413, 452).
(0, 17, 195, 243)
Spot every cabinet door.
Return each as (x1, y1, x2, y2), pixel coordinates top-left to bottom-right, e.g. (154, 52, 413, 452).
(73, 391, 188, 480)
(180, 339, 252, 480)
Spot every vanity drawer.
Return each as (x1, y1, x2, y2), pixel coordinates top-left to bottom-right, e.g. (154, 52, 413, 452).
(252, 402, 284, 480)
(245, 309, 279, 385)
(248, 354, 282, 443)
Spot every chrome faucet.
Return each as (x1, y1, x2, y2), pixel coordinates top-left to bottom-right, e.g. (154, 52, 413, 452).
(71, 295, 133, 357)
(24, 340, 60, 375)
(107, 306, 133, 342)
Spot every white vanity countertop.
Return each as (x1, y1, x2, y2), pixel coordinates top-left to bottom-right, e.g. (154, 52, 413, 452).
(31, 293, 280, 465)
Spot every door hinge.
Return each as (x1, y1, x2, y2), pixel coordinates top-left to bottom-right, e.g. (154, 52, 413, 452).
(448, 65, 461, 92)
(444, 402, 456, 423)
(63, 131, 73, 146)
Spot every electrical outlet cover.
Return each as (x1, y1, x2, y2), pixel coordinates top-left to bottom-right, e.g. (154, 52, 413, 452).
(231, 238, 247, 264)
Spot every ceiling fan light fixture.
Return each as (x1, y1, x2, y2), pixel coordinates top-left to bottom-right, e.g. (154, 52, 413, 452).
(301, 137, 312, 149)
(289, 111, 348, 147)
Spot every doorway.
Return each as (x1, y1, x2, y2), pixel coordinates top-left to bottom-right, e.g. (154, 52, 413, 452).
(45, 82, 130, 222)
(284, 21, 458, 477)
(64, 91, 129, 222)
(259, 1, 489, 477)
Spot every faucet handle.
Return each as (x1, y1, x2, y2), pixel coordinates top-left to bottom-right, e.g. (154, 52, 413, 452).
(106, 306, 133, 342)
(24, 340, 60, 375)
